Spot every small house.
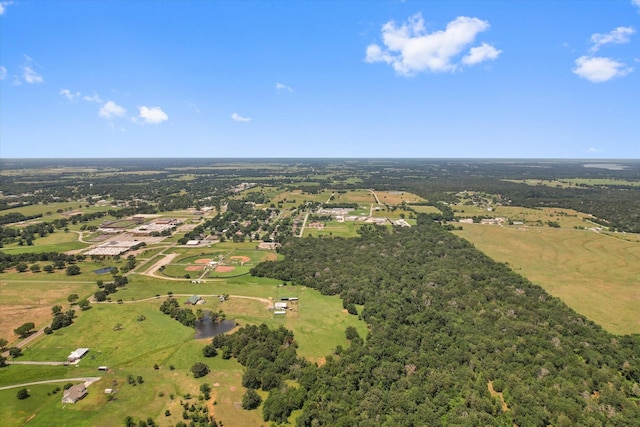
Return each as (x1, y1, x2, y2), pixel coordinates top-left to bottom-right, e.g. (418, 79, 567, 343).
(185, 295, 201, 305)
(62, 384, 87, 404)
(274, 302, 288, 310)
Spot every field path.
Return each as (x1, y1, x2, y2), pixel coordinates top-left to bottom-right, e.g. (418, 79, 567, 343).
(0, 377, 101, 391)
(139, 252, 179, 277)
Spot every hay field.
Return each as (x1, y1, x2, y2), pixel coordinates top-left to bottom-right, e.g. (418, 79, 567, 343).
(0, 281, 91, 342)
(455, 224, 640, 335)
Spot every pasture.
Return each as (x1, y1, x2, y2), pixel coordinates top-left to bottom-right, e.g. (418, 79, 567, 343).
(455, 224, 640, 335)
(453, 205, 594, 229)
(0, 269, 366, 426)
(0, 281, 92, 343)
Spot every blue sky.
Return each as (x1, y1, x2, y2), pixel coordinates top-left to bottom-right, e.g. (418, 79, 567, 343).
(1, 0, 639, 158)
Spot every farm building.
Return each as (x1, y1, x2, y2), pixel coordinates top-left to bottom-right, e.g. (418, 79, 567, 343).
(258, 242, 280, 250)
(68, 348, 89, 362)
(185, 295, 202, 305)
(186, 240, 200, 245)
(274, 302, 288, 310)
(62, 384, 87, 404)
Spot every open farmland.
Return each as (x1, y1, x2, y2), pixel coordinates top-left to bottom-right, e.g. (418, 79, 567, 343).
(2, 158, 640, 426)
(455, 224, 640, 334)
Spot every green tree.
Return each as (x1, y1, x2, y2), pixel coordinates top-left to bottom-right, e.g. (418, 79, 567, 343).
(190, 362, 210, 378)
(9, 347, 22, 358)
(43, 265, 54, 273)
(242, 388, 262, 410)
(67, 294, 79, 304)
(0, 338, 8, 350)
(14, 322, 35, 338)
(16, 388, 30, 400)
(66, 265, 81, 276)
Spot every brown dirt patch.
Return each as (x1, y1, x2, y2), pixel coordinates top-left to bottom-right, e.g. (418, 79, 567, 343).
(488, 380, 509, 412)
(195, 258, 213, 264)
(0, 305, 51, 342)
(185, 265, 204, 271)
(215, 266, 235, 272)
(317, 357, 327, 367)
(230, 256, 251, 263)
(264, 252, 277, 261)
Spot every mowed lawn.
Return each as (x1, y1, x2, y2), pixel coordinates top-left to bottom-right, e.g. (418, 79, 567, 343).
(455, 224, 640, 335)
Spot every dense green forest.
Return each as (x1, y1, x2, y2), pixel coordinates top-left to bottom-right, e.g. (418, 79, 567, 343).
(250, 218, 640, 426)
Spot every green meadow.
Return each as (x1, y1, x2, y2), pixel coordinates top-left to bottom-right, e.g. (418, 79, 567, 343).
(0, 261, 367, 426)
(455, 223, 640, 335)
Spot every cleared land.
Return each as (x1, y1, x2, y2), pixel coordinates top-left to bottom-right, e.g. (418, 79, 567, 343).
(0, 281, 92, 342)
(455, 224, 640, 335)
(1, 275, 366, 426)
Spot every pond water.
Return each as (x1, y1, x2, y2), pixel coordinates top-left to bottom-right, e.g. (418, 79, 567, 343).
(194, 317, 236, 339)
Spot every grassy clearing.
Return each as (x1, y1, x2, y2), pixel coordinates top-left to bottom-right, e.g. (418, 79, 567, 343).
(454, 224, 640, 335)
(453, 205, 593, 228)
(303, 221, 361, 238)
(0, 281, 92, 341)
(1, 271, 366, 426)
(1, 231, 88, 255)
(0, 203, 113, 222)
(503, 178, 640, 188)
(375, 190, 426, 205)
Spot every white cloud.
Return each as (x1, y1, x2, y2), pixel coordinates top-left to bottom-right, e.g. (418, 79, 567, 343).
(275, 82, 293, 92)
(231, 112, 251, 122)
(462, 42, 502, 65)
(365, 13, 498, 75)
(0, 1, 14, 15)
(83, 94, 103, 103)
(633, 0, 640, 11)
(138, 106, 168, 124)
(587, 147, 602, 153)
(0, 66, 6, 80)
(99, 100, 127, 119)
(60, 88, 80, 101)
(573, 56, 632, 82)
(20, 56, 43, 84)
(590, 26, 635, 52)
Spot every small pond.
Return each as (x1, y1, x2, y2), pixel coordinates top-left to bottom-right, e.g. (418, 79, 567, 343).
(194, 317, 236, 339)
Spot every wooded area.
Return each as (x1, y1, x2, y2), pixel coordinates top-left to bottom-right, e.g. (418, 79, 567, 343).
(251, 217, 640, 425)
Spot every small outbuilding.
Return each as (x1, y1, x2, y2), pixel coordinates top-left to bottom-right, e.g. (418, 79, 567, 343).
(68, 348, 89, 363)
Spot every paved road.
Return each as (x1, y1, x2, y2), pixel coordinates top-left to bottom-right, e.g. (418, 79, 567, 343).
(0, 377, 101, 391)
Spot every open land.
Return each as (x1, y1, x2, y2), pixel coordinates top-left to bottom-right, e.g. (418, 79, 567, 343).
(1, 158, 640, 426)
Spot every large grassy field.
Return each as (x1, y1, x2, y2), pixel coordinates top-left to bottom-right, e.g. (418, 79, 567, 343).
(1, 263, 367, 426)
(0, 281, 93, 342)
(1, 231, 89, 255)
(454, 224, 640, 335)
